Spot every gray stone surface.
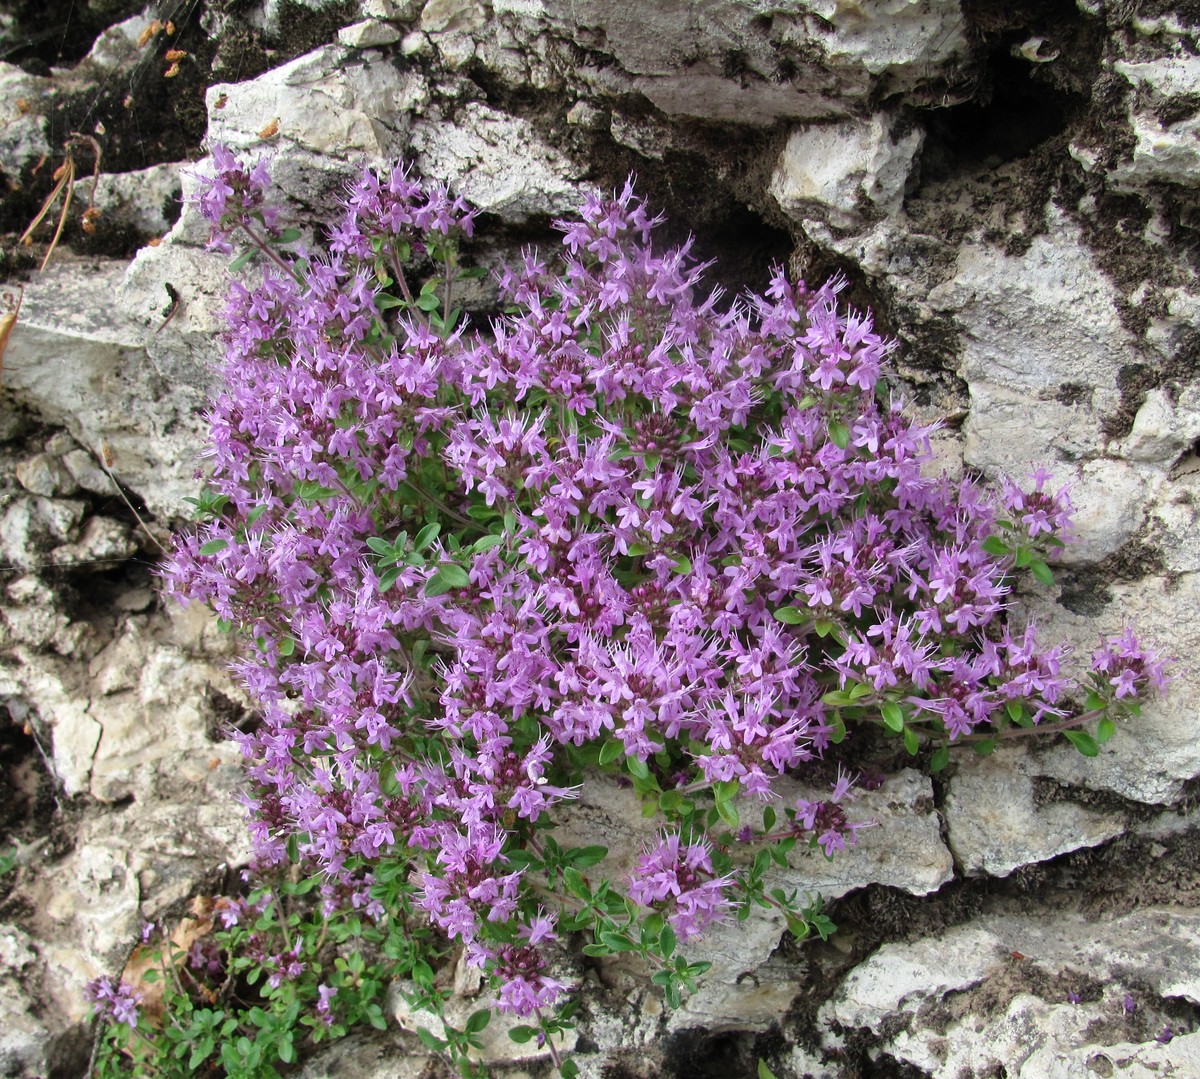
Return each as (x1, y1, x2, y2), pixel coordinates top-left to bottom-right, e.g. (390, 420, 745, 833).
(943, 743, 1127, 878)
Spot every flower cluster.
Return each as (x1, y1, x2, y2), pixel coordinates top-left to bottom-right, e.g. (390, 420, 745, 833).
(188, 144, 276, 254)
(163, 151, 1168, 1032)
(86, 977, 142, 1029)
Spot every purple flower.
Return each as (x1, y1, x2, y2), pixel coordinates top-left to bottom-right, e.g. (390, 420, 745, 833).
(316, 983, 338, 1026)
(628, 834, 733, 942)
(162, 159, 1170, 1003)
(85, 977, 143, 1029)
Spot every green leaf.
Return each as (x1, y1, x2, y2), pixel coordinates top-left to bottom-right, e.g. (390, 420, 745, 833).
(881, 702, 905, 733)
(981, 535, 1010, 557)
(785, 913, 810, 941)
(658, 788, 684, 813)
(569, 845, 608, 869)
(561, 1058, 580, 1079)
(762, 806, 776, 832)
(416, 1027, 448, 1052)
(1095, 716, 1116, 744)
(425, 564, 471, 596)
(713, 779, 740, 805)
(276, 227, 302, 244)
(414, 523, 441, 551)
(973, 738, 997, 756)
(814, 618, 835, 638)
(415, 293, 441, 312)
(508, 1025, 537, 1044)
(758, 1061, 779, 1079)
(562, 867, 589, 898)
(278, 637, 295, 657)
(671, 555, 692, 575)
(929, 745, 950, 773)
(598, 739, 624, 767)
(366, 536, 393, 556)
(228, 249, 255, 273)
(660, 923, 676, 958)
(902, 725, 919, 756)
(828, 419, 851, 450)
(1029, 559, 1055, 587)
(1063, 729, 1099, 757)
(715, 797, 739, 829)
(773, 606, 805, 625)
(464, 1009, 491, 1034)
(470, 534, 504, 553)
(199, 538, 228, 555)
(626, 756, 650, 781)
(437, 563, 471, 588)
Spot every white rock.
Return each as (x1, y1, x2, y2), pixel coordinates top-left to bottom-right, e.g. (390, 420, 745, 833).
(784, 0, 969, 89)
(566, 101, 604, 127)
(420, 0, 486, 34)
(0, 63, 53, 178)
(943, 743, 1126, 878)
(1062, 458, 1150, 564)
(362, 0, 419, 17)
(71, 163, 182, 239)
(60, 448, 118, 498)
(83, 13, 155, 71)
(15, 453, 74, 497)
(1025, 1030, 1200, 1078)
(338, 19, 404, 47)
(770, 115, 923, 230)
(53, 516, 136, 568)
(927, 211, 1133, 479)
(753, 769, 954, 901)
(1025, 574, 1200, 806)
(1111, 56, 1200, 191)
(1118, 385, 1200, 465)
(6, 256, 206, 522)
(0, 926, 49, 1079)
(205, 45, 425, 161)
(34, 498, 84, 542)
(391, 978, 575, 1064)
(822, 923, 1004, 1033)
(825, 909, 1200, 1075)
(411, 103, 582, 218)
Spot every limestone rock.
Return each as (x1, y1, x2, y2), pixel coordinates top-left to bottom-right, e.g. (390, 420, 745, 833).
(15, 453, 74, 497)
(1024, 574, 1200, 806)
(943, 742, 1126, 878)
(5, 256, 206, 523)
(822, 923, 1004, 1034)
(0, 926, 50, 1079)
(768, 769, 954, 900)
(338, 18, 404, 47)
(1110, 56, 1200, 192)
(411, 102, 582, 218)
(82, 12, 156, 73)
(204, 45, 423, 162)
(824, 909, 1200, 1076)
(71, 163, 183, 240)
(0, 63, 53, 178)
(770, 115, 923, 230)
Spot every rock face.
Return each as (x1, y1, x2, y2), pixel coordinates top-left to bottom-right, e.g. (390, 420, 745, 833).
(1, 1, 1200, 1077)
